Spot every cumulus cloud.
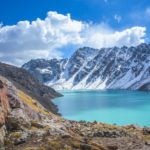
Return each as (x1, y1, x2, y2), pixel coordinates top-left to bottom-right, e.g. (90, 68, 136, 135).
(85, 25, 146, 48)
(0, 12, 85, 65)
(0, 11, 147, 66)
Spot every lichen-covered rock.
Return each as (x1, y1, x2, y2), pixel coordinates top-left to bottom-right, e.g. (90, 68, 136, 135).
(6, 78, 41, 121)
(93, 129, 127, 138)
(7, 81, 24, 109)
(8, 131, 29, 145)
(31, 130, 47, 137)
(48, 127, 69, 136)
(0, 125, 6, 148)
(7, 108, 31, 130)
(31, 121, 45, 128)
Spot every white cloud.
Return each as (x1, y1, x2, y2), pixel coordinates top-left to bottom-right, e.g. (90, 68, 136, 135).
(84, 25, 146, 48)
(114, 14, 122, 23)
(0, 11, 85, 65)
(0, 11, 147, 66)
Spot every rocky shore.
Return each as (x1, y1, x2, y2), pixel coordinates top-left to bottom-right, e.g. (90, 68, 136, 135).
(1, 75, 150, 150)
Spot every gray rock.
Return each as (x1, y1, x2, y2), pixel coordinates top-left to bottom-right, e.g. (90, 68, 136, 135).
(145, 140, 150, 146)
(31, 130, 47, 137)
(31, 121, 45, 128)
(143, 127, 150, 135)
(7, 83, 23, 109)
(0, 126, 6, 148)
(48, 128, 69, 137)
(93, 130, 127, 138)
(7, 108, 31, 130)
(9, 131, 29, 145)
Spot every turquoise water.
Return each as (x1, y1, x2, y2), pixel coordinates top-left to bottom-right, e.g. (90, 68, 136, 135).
(53, 90, 150, 126)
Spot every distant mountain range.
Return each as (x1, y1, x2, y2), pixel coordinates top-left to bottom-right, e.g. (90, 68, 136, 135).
(22, 43, 150, 91)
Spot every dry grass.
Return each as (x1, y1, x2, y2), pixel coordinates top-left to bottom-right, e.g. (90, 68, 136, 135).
(18, 90, 49, 115)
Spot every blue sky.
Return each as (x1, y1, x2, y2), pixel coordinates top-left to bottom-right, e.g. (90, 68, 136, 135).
(0, 0, 150, 65)
(1, 0, 150, 28)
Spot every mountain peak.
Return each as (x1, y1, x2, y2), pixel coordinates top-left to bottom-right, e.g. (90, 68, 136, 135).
(23, 43, 150, 90)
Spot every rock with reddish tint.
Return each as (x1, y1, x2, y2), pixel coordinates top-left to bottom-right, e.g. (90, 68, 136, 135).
(0, 79, 10, 126)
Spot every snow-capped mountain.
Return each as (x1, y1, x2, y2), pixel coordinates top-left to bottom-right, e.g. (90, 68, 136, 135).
(22, 43, 150, 90)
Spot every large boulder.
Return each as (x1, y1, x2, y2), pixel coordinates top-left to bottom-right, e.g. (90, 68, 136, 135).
(7, 108, 31, 130)
(7, 80, 41, 121)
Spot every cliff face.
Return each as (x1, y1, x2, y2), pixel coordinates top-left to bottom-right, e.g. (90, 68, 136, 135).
(0, 62, 62, 114)
(0, 75, 55, 147)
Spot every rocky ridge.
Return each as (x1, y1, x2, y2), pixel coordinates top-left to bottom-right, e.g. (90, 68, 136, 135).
(0, 62, 62, 114)
(23, 43, 150, 90)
